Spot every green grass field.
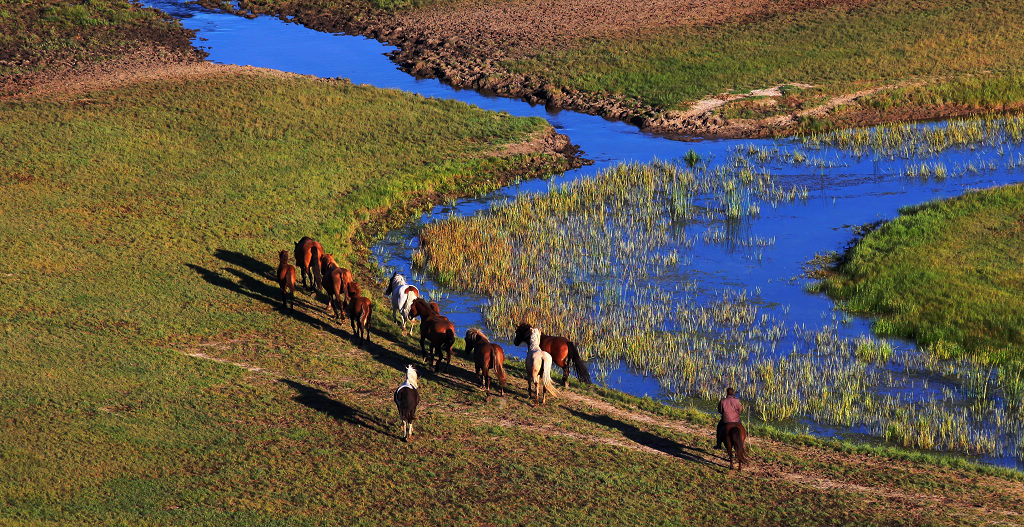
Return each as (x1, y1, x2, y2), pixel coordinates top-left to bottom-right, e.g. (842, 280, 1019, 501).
(816, 184, 1024, 364)
(3, 68, 1023, 524)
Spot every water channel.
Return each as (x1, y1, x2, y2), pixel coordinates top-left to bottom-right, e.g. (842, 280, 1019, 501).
(149, 0, 1024, 467)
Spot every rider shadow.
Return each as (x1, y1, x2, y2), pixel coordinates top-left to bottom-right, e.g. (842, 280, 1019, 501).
(565, 408, 718, 468)
(280, 378, 396, 438)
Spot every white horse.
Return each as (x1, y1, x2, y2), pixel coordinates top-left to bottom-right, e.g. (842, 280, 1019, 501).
(393, 365, 420, 441)
(384, 272, 420, 335)
(525, 327, 557, 404)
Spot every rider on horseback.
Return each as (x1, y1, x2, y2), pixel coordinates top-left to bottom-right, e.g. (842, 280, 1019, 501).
(714, 387, 742, 450)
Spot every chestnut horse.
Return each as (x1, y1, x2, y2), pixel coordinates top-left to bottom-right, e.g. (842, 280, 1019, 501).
(322, 265, 346, 320)
(513, 323, 591, 387)
(384, 272, 420, 335)
(724, 422, 747, 470)
(294, 237, 324, 291)
(464, 329, 506, 396)
(345, 280, 361, 307)
(276, 250, 296, 310)
(347, 294, 372, 345)
(408, 298, 455, 372)
(394, 365, 420, 441)
(525, 328, 557, 404)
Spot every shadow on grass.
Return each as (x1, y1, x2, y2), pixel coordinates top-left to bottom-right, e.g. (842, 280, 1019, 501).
(191, 250, 478, 395)
(566, 408, 719, 469)
(281, 378, 398, 439)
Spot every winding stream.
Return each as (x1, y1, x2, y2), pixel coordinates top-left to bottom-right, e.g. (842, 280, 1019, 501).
(150, 1, 1024, 467)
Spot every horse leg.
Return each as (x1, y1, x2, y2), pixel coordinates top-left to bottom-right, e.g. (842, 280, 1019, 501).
(562, 363, 571, 388)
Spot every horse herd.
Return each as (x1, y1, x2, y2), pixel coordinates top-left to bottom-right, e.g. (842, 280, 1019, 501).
(274, 237, 746, 468)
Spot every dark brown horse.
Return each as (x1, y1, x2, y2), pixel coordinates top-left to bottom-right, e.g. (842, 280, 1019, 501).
(724, 422, 747, 470)
(513, 323, 591, 387)
(408, 298, 456, 372)
(276, 250, 296, 310)
(294, 237, 324, 291)
(347, 294, 372, 345)
(322, 266, 346, 320)
(464, 329, 506, 396)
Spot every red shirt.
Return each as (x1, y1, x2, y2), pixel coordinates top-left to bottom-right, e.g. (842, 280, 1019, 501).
(718, 396, 742, 423)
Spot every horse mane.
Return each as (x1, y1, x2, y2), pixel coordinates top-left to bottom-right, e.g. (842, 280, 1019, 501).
(466, 328, 487, 343)
(405, 365, 419, 389)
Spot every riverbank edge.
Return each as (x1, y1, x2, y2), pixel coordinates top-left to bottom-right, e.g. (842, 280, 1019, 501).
(193, 0, 1024, 140)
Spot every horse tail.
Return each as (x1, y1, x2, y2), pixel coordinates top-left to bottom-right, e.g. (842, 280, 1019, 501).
(730, 425, 746, 466)
(567, 341, 592, 384)
(310, 243, 322, 290)
(492, 346, 507, 389)
(541, 352, 558, 398)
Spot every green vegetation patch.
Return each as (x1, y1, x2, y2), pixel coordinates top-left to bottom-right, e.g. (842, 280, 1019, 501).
(0, 0, 199, 77)
(505, 0, 1024, 110)
(817, 184, 1024, 363)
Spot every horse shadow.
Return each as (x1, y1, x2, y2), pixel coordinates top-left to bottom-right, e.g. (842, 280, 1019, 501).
(185, 262, 340, 334)
(565, 408, 718, 468)
(280, 378, 397, 438)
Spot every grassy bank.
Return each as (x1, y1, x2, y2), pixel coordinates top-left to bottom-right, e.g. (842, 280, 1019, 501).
(3, 66, 1023, 524)
(816, 184, 1024, 364)
(0, 0, 201, 78)
(508, 0, 1024, 109)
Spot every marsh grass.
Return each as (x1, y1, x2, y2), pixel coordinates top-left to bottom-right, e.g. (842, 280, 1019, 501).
(418, 152, 1024, 460)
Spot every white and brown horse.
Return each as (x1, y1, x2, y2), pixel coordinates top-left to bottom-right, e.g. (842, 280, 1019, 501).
(525, 328, 557, 404)
(514, 323, 591, 387)
(394, 365, 420, 441)
(384, 272, 420, 335)
(464, 329, 507, 396)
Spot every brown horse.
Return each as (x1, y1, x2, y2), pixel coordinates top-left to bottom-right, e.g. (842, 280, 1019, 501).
(276, 250, 296, 310)
(347, 294, 372, 344)
(513, 323, 591, 387)
(319, 253, 338, 274)
(345, 280, 361, 307)
(322, 266, 346, 320)
(464, 329, 506, 396)
(724, 422, 747, 470)
(294, 237, 324, 291)
(408, 298, 455, 372)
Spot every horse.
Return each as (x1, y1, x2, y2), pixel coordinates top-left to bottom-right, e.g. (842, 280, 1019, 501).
(319, 253, 338, 273)
(384, 272, 420, 335)
(322, 266, 347, 320)
(408, 297, 455, 372)
(525, 328, 557, 404)
(294, 237, 324, 291)
(345, 280, 361, 307)
(513, 323, 591, 387)
(276, 250, 296, 310)
(393, 365, 420, 442)
(724, 422, 747, 470)
(347, 294, 372, 344)
(464, 329, 506, 396)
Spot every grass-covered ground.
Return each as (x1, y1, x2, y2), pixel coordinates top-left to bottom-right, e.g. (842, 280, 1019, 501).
(0, 0, 201, 78)
(212, 0, 1024, 134)
(816, 184, 1024, 364)
(3, 66, 1024, 524)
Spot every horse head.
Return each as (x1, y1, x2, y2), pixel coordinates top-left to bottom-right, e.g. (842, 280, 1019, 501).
(346, 281, 361, 298)
(405, 364, 419, 389)
(385, 272, 402, 295)
(528, 328, 543, 351)
(278, 250, 289, 264)
(512, 323, 532, 346)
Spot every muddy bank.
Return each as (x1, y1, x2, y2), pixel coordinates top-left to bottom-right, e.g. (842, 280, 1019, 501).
(191, 0, 1024, 139)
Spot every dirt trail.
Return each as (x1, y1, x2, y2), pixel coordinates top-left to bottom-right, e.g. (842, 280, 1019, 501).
(177, 344, 1024, 523)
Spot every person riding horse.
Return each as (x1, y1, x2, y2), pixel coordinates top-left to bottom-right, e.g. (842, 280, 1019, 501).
(714, 387, 742, 450)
